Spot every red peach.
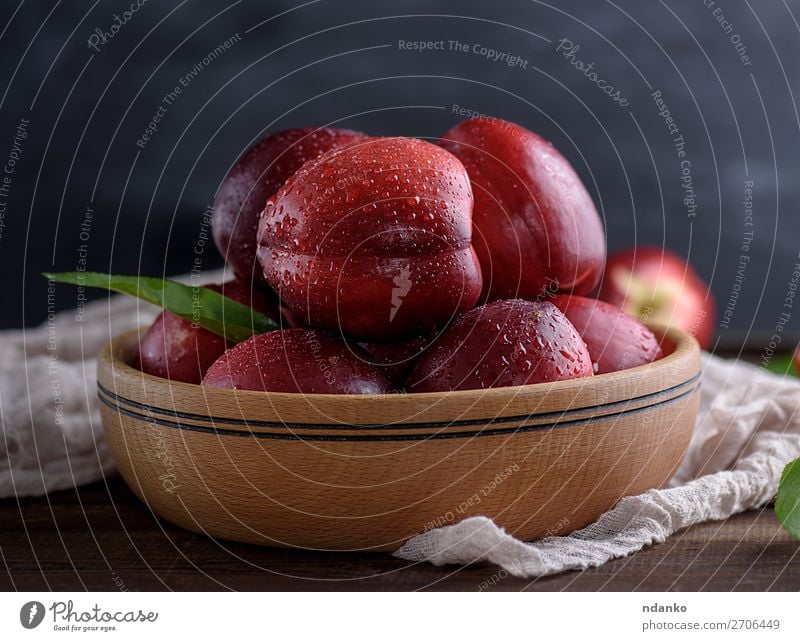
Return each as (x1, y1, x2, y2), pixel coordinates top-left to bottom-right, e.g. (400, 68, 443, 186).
(136, 279, 275, 384)
(553, 294, 664, 374)
(212, 127, 368, 284)
(202, 329, 393, 394)
(406, 299, 593, 392)
(599, 246, 716, 349)
(439, 117, 606, 301)
(257, 137, 483, 341)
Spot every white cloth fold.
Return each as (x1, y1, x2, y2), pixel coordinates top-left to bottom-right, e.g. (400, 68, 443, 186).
(0, 295, 159, 496)
(0, 269, 225, 497)
(2, 283, 799, 578)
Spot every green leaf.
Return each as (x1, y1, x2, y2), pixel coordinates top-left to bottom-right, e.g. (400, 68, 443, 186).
(765, 353, 798, 378)
(43, 272, 277, 343)
(776, 458, 800, 540)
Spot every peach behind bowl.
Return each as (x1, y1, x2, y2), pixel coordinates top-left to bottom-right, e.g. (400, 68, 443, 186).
(97, 325, 700, 552)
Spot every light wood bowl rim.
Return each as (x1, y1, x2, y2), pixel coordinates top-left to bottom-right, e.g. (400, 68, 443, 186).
(103, 324, 694, 400)
(98, 324, 699, 434)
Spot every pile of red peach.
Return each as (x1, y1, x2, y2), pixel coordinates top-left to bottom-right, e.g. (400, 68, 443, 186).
(136, 118, 673, 394)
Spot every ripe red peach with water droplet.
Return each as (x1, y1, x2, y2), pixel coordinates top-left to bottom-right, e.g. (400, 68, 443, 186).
(257, 137, 483, 341)
(135, 279, 276, 384)
(439, 117, 605, 301)
(406, 299, 593, 392)
(202, 328, 393, 394)
(553, 294, 664, 374)
(212, 127, 368, 285)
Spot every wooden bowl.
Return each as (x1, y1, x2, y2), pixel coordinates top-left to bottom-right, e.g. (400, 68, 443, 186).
(97, 326, 700, 552)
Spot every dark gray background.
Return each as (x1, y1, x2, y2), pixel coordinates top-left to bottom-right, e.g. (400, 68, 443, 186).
(1, 0, 798, 345)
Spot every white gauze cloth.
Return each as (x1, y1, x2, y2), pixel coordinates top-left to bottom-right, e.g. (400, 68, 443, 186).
(2, 287, 799, 577)
(0, 270, 224, 497)
(0, 296, 158, 497)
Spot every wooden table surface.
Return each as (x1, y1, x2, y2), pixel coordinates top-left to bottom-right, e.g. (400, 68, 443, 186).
(1, 478, 798, 591)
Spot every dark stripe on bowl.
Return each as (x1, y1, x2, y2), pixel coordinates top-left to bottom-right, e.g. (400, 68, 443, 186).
(97, 382, 700, 442)
(97, 373, 700, 431)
